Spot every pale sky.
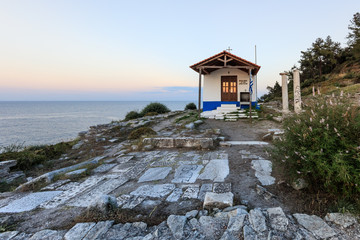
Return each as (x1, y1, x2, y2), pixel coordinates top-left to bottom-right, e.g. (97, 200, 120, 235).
(0, 0, 358, 101)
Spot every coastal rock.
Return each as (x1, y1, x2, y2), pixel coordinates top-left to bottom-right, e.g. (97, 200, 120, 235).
(324, 212, 357, 228)
(249, 208, 267, 233)
(185, 210, 198, 219)
(28, 229, 65, 240)
(293, 213, 336, 239)
(267, 207, 288, 231)
(167, 215, 186, 240)
(64, 223, 96, 240)
(199, 216, 228, 239)
(185, 122, 195, 129)
(0, 231, 19, 240)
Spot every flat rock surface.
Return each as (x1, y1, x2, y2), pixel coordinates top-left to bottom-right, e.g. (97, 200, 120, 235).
(325, 212, 358, 228)
(0, 191, 62, 213)
(130, 184, 175, 198)
(171, 164, 203, 183)
(198, 159, 229, 182)
(64, 222, 96, 240)
(203, 192, 233, 209)
(294, 213, 336, 239)
(138, 167, 172, 183)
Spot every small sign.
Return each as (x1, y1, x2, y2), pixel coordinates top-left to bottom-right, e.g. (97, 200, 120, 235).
(239, 80, 247, 85)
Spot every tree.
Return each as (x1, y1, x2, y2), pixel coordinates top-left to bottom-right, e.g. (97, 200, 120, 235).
(347, 12, 360, 59)
(299, 36, 342, 80)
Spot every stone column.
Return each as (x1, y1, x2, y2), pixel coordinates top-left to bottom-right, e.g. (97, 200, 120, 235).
(280, 73, 289, 113)
(293, 69, 302, 113)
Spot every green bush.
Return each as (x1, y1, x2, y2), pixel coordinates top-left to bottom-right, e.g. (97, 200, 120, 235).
(185, 103, 197, 110)
(128, 127, 156, 140)
(272, 95, 360, 198)
(0, 142, 74, 170)
(125, 111, 143, 121)
(141, 102, 170, 115)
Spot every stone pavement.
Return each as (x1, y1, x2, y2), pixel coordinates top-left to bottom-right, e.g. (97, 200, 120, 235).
(1, 205, 359, 239)
(1, 115, 360, 239)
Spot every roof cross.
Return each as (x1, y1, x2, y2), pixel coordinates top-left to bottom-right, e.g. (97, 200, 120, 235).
(226, 47, 232, 52)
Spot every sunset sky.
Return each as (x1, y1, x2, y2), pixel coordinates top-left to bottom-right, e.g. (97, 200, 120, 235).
(0, 0, 358, 101)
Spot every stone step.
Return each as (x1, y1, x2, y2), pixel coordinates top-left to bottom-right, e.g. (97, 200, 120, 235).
(220, 104, 237, 108)
(225, 115, 238, 119)
(225, 118, 237, 121)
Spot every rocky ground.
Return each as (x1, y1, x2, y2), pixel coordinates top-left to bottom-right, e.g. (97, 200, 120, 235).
(0, 110, 359, 239)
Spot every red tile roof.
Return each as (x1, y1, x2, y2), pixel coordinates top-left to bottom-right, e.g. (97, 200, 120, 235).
(190, 50, 261, 74)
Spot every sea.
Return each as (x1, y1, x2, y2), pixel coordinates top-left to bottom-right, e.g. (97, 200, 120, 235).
(0, 101, 191, 148)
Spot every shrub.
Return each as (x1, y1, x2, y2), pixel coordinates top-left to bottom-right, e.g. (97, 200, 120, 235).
(272, 96, 360, 198)
(185, 103, 197, 110)
(128, 127, 156, 140)
(0, 141, 74, 170)
(125, 111, 143, 121)
(141, 102, 170, 115)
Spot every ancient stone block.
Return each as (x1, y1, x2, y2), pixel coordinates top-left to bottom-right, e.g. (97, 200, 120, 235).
(203, 192, 233, 209)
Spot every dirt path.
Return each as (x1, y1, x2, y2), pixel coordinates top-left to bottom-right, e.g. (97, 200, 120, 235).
(200, 119, 298, 213)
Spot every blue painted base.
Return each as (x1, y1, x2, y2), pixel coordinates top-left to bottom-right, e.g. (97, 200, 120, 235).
(203, 101, 258, 111)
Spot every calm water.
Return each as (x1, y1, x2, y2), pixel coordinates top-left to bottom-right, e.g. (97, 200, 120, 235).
(0, 101, 190, 148)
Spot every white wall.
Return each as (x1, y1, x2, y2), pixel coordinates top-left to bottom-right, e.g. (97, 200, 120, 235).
(203, 68, 257, 101)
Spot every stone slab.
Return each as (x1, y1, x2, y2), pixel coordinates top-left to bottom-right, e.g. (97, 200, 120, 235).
(83, 221, 114, 240)
(249, 209, 267, 233)
(92, 164, 117, 174)
(182, 185, 200, 199)
(41, 176, 106, 209)
(68, 176, 128, 207)
(0, 191, 62, 213)
(252, 160, 275, 186)
(29, 229, 64, 240)
(203, 192, 233, 209)
(171, 165, 203, 183)
(0, 231, 19, 240)
(64, 222, 96, 240)
(0, 160, 17, 169)
(131, 184, 175, 198)
(255, 172, 275, 186)
(167, 215, 186, 240)
(138, 167, 172, 183)
(65, 168, 87, 177)
(166, 188, 183, 202)
(198, 159, 229, 182)
(225, 141, 269, 145)
(122, 196, 146, 209)
(198, 183, 213, 201)
(41, 179, 71, 191)
(267, 207, 288, 231)
(294, 213, 336, 239)
(213, 183, 231, 193)
(324, 212, 357, 228)
(116, 195, 131, 207)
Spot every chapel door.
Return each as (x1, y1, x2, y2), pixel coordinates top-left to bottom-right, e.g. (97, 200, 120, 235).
(221, 76, 237, 101)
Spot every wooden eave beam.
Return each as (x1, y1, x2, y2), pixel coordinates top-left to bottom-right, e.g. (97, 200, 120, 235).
(201, 65, 254, 69)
